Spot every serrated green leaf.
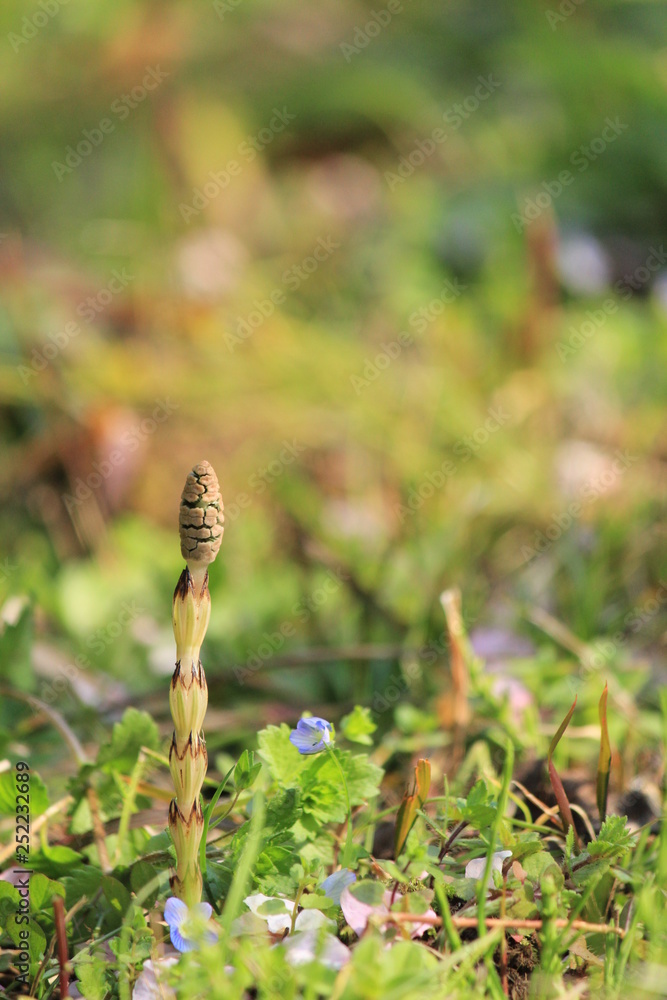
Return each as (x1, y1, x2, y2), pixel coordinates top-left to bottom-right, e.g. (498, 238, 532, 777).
(263, 787, 301, 836)
(571, 858, 611, 886)
(254, 845, 298, 897)
(457, 779, 496, 828)
(588, 815, 635, 857)
(257, 724, 305, 786)
(294, 750, 383, 835)
(75, 955, 110, 1000)
(96, 708, 160, 774)
(313, 750, 383, 806)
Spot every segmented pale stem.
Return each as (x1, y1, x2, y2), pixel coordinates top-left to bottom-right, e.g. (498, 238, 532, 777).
(169, 462, 223, 906)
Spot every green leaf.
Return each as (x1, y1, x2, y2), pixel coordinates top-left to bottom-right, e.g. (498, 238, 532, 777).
(0, 603, 34, 690)
(340, 706, 377, 745)
(377, 859, 410, 883)
(263, 788, 301, 836)
(457, 779, 496, 828)
(7, 915, 46, 977)
(299, 893, 335, 910)
(0, 768, 49, 817)
(62, 868, 102, 911)
(588, 815, 635, 858)
(331, 751, 383, 805)
(521, 851, 564, 890)
(144, 830, 173, 855)
(96, 708, 160, 774)
(130, 861, 159, 908)
(253, 845, 298, 897)
(257, 724, 305, 786)
(234, 749, 262, 790)
(38, 841, 83, 871)
(28, 873, 65, 913)
(294, 751, 383, 835)
(0, 881, 20, 927)
(75, 955, 111, 1000)
(101, 876, 132, 930)
(257, 897, 292, 916)
(400, 891, 432, 914)
(348, 879, 386, 906)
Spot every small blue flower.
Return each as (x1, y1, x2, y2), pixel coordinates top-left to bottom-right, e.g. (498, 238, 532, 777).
(164, 897, 218, 953)
(289, 716, 334, 755)
(320, 869, 356, 906)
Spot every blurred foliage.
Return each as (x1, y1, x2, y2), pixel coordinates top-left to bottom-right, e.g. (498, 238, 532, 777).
(0, 0, 664, 812)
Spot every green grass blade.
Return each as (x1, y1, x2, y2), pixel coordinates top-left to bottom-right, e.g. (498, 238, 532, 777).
(200, 762, 236, 876)
(220, 787, 265, 936)
(477, 736, 514, 937)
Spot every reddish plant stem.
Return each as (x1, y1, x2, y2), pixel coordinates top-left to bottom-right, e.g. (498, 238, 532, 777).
(53, 896, 69, 1000)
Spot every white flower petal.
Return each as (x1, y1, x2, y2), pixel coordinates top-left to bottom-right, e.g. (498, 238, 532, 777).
(283, 930, 350, 970)
(244, 893, 294, 933)
(465, 850, 512, 884)
(294, 908, 335, 932)
(192, 902, 213, 922)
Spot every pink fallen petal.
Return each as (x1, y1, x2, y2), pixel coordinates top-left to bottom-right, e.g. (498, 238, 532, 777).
(339, 887, 436, 939)
(339, 885, 376, 935)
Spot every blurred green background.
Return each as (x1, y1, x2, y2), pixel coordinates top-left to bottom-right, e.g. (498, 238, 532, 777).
(0, 0, 665, 779)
